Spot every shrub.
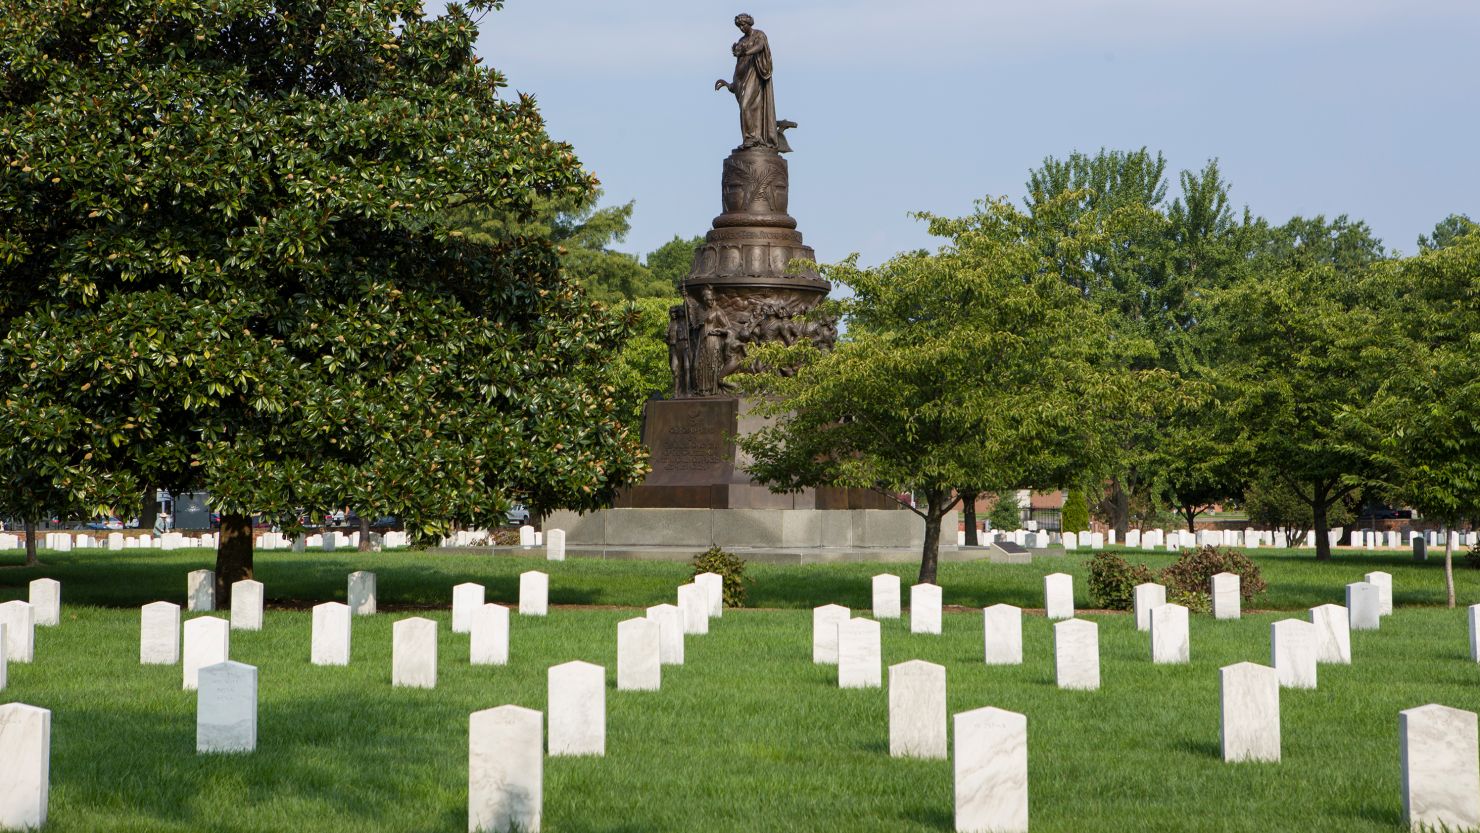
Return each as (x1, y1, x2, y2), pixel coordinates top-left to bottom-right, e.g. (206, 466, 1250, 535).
(1466, 539, 1480, 570)
(1061, 489, 1090, 534)
(692, 546, 752, 608)
(1160, 545, 1266, 611)
(1087, 551, 1156, 610)
(988, 492, 1022, 532)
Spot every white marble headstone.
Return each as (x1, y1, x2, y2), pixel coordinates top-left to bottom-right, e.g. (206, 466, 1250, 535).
(1363, 571, 1393, 616)
(910, 583, 942, 635)
(0, 702, 50, 830)
(677, 583, 708, 635)
(1220, 661, 1280, 762)
(1044, 573, 1074, 620)
(1346, 582, 1381, 630)
(392, 617, 437, 689)
(954, 706, 1028, 833)
(451, 583, 486, 634)
(983, 604, 1023, 665)
(1400, 703, 1480, 833)
(0, 601, 35, 663)
(889, 660, 946, 759)
(617, 618, 661, 691)
(27, 579, 59, 628)
(311, 602, 352, 666)
(470, 604, 510, 666)
(1270, 619, 1317, 689)
(1470, 604, 1480, 663)
(469, 705, 543, 833)
(519, 571, 549, 617)
(518, 525, 536, 547)
(545, 528, 566, 562)
(229, 580, 264, 631)
(1133, 582, 1165, 632)
(196, 660, 257, 753)
(645, 604, 684, 665)
(871, 574, 901, 619)
(1150, 603, 1190, 664)
(837, 617, 882, 689)
(695, 572, 724, 618)
(140, 601, 181, 665)
(812, 604, 850, 664)
(182, 616, 230, 690)
(1053, 618, 1099, 690)
(187, 569, 216, 612)
(1308, 604, 1352, 664)
(348, 571, 377, 615)
(548, 660, 605, 757)
(1062, 531, 1078, 550)
(1211, 572, 1240, 620)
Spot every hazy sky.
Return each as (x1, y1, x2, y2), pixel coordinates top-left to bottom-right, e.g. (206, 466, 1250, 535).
(455, 0, 1479, 266)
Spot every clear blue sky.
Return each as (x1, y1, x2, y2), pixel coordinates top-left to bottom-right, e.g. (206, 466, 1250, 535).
(454, 0, 1479, 267)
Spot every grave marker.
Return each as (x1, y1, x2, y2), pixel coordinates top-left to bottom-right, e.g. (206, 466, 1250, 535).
(182, 616, 229, 690)
(28, 579, 60, 627)
(1346, 582, 1381, 630)
(1400, 704, 1480, 833)
(910, 583, 942, 635)
(1151, 603, 1190, 664)
(519, 572, 549, 617)
(452, 583, 486, 634)
(837, 618, 882, 688)
(140, 601, 181, 665)
(872, 574, 901, 619)
(1044, 573, 1074, 620)
(812, 604, 850, 664)
(1053, 619, 1099, 690)
(1220, 662, 1280, 762)
(392, 617, 437, 689)
(230, 580, 264, 631)
(187, 569, 216, 612)
(548, 661, 605, 756)
(469, 705, 543, 833)
(0, 601, 35, 663)
(1308, 604, 1352, 664)
(545, 528, 566, 562)
(645, 604, 685, 665)
(982, 604, 1023, 665)
(196, 660, 257, 753)
(677, 583, 708, 635)
(1133, 582, 1165, 632)
(1363, 571, 1393, 616)
(470, 604, 510, 666)
(0, 703, 50, 829)
(695, 572, 724, 618)
(1270, 619, 1317, 689)
(1211, 572, 1240, 620)
(617, 618, 660, 691)
(348, 571, 377, 615)
(889, 660, 946, 759)
(954, 706, 1028, 833)
(311, 602, 351, 666)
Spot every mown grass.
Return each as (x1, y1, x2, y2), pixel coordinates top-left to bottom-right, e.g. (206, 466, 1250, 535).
(1, 549, 1478, 832)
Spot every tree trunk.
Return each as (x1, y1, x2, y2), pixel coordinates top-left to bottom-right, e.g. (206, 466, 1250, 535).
(23, 517, 38, 567)
(1182, 506, 1199, 533)
(1312, 494, 1331, 561)
(138, 485, 158, 534)
(358, 514, 371, 552)
(1444, 526, 1455, 609)
(215, 513, 254, 607)
(1106, 478, 1131, 538)
(962, 490, 979, 547)
(917, 488, 952, 585)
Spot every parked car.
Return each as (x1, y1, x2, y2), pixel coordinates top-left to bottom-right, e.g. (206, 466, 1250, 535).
(505, 504, 531, 526)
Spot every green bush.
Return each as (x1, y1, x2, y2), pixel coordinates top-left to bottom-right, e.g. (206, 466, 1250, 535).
(1061, 489, 1090, 534)
(692, 546, 752, 608)
(1466, 539, 1480, 570)
(1086, 551, 1156, 610)
(988, 492, 1021, 532)
(1160, 545, 1267, 611)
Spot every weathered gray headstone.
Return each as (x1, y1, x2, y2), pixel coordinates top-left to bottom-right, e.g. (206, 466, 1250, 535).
(888, 660, 946, 759)
(196, 660, 257, 754)
(392, 617, 437, 689)
(1044, 573, 1074, 620)
(645, 604, 684, 665)
(1053, 618, 1099, 690)
(348, 571, 377, 615)
(872, 574, 901, 619)
(0, 702, 50, 829)
(182, 615, 229, 690)
(1133, 582, 1165, 632)
(982, 604, 1022, 665)
(311, 602, 351, 666)
(229, 579, 264, 631)
(1400, 704, 1480, 833)
(1270, 619, 1317, 689)
(140, 601, 181, 665)
(452, 583, 486, 634)
(1346, 582, 1381, 630)
(547, 660, 605, 757)
(1211, 572, 1240, 620)
(812, 604, 850, 664)
(470, 604, 510, 666)
(519, 571, 549, 617)
(1150, 603, 1190, 664)
(1220, 662, 1280, 762)
(187, 569, 215, 612)
(1308, 604, 1352, 664)
(837, 617, 882, 689)
(469, 705, 543, 833)
(954, 706, 1028, 833)
(0, 601, 35, 663)
(617, 618, 661, 691)
(910, 583, 942, 635)
(27, 579, 59, 628)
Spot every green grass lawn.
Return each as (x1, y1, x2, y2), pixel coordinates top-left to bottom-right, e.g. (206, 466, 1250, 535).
(1, 549, 1478, 832)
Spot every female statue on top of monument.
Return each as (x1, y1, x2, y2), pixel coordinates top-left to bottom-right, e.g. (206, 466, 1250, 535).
(714, 13, 778, 150)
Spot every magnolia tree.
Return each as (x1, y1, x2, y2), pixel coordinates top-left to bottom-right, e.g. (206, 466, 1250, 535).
(739, 198, 1157, 584)
(0, 0, 647, 599)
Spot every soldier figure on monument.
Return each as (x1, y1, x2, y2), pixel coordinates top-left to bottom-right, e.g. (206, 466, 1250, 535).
(666, 305, 692, 398)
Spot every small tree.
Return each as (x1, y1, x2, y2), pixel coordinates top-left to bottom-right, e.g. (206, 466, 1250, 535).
(1061, 489, 1090, 533)
(988, 492, 1023, 532)
(740, 197, 1151, 583)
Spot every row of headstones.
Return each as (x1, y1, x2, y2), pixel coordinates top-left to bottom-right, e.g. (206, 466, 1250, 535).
(0, 529, 417, 552)
(809, 580, 1478, 833)
(434, 527, 569, 557)
(966, 526, 1478, 553)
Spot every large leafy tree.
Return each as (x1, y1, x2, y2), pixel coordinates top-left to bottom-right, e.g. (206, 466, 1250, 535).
(1201, 216, 1391, 560)
(0, 0, 647, 598)
(740, 198, 1154, 583)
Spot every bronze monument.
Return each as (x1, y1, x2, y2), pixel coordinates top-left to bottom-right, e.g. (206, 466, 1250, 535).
(615, 14, 887, 512)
